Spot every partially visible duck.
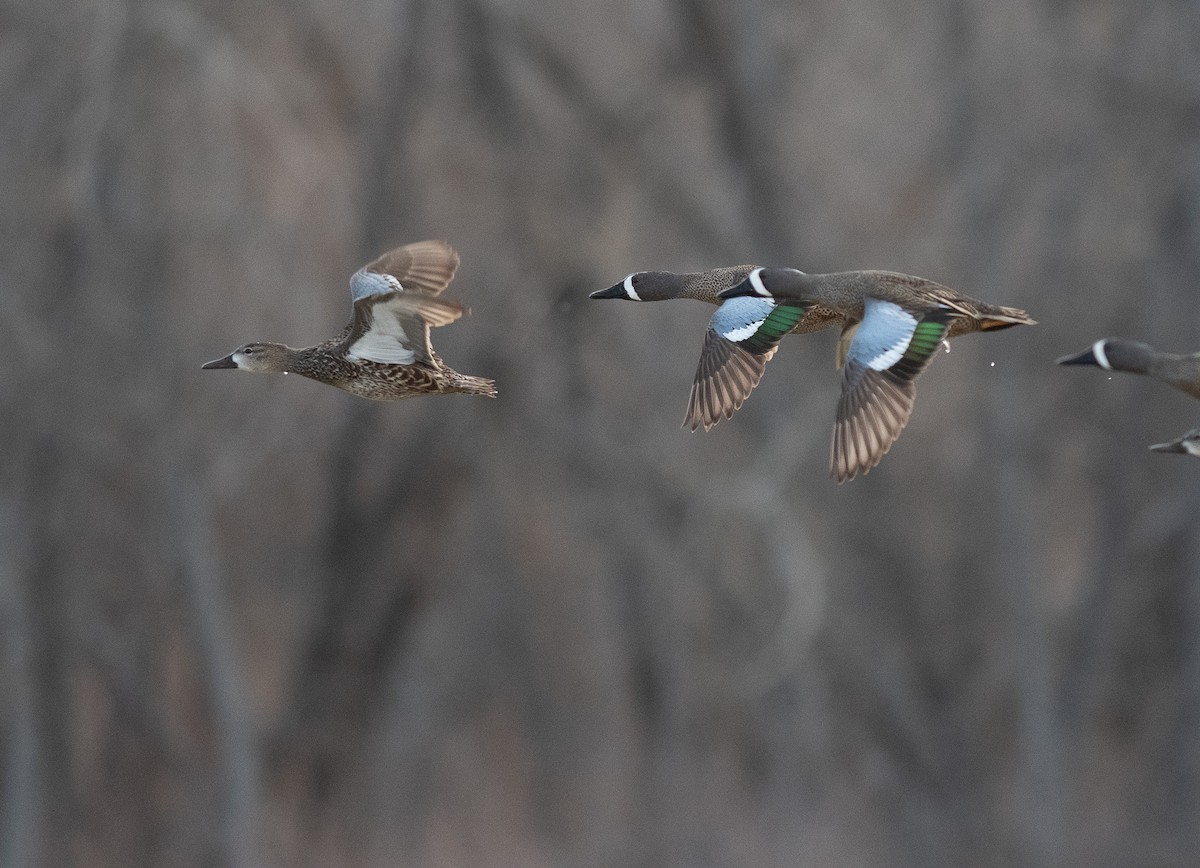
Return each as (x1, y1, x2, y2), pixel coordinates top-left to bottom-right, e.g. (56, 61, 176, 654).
(1056, 338, 1200, 400)
(1149, 428, 1200, 457)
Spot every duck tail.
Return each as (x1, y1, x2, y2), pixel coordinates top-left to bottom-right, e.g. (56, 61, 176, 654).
(452, 372, 498, 397)
(978, 304, 1036, 331)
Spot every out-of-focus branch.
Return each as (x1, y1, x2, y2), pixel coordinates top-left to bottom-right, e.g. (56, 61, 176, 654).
(1059, 486, 1128, 731)
(171, 479, 260, 868)
(0, 497, 37, 868)
(22, 438, 74, 868)
(270, 429, 447, 743)
(484, 6, 739, 260)
(987, 376, 1065, 866)
(672, 0, 791, 258)
(62, 0, 126, 223)
(1165, 484, 1200, 848)
(356, 0, 432, 254)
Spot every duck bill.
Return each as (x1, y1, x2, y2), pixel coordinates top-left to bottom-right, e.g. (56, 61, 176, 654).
(202, 354, 238, 369)
(1055, 347, 1098, 366)
(589, 283, 629, 300)
(1149, 439, 1187, 454)
(717, 279, 754, 300)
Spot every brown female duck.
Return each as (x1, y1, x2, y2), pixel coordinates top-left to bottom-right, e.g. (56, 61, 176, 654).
(203, 240, 496, 400)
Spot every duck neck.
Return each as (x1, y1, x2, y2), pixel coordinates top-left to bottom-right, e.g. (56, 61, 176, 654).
(1097, 339, 1153, 374)
(280, 346, 328, 379)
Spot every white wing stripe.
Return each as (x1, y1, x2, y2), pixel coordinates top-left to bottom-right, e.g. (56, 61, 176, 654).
(722, 319, 767, 342)
(866, 336, 912, 370)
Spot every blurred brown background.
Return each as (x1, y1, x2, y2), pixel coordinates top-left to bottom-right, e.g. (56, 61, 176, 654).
(5, 1, 1200, 865)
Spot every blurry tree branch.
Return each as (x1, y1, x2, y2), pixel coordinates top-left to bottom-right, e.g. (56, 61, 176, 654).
(0, 496, 37, 868)
(269, 413, 446, 768)
(170, 477, 260, 868)
(23, 437, 75, 868)
(62, 0, 126, 222)
(483, 3, 739, 259)
(672, 0, 790, 257)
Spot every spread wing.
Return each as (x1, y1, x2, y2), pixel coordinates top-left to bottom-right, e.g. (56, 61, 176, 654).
(685, 329, 774, 431)
(340, 240, 465, 366)
(361, 239, 460, 296)
(684, 297, 808, 431)
(832, 298, 953, 482)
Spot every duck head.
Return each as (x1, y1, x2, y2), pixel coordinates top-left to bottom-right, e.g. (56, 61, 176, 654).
(590, 272, 686, 302)
(718, 267, 811, 301)
(202, 342, 292, 374)
(1055, 338, 1155, 373)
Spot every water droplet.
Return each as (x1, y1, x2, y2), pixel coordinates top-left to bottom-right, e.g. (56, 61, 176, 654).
(989, 361, 995, 367)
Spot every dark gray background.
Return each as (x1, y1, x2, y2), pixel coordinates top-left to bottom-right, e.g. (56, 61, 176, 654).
(6, 1, 1200, 865)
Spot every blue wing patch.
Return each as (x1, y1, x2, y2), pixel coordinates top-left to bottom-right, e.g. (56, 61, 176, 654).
(349, 268, 402, 303)
(846, 298, 918, 372)
(709, 297, 776, 342)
